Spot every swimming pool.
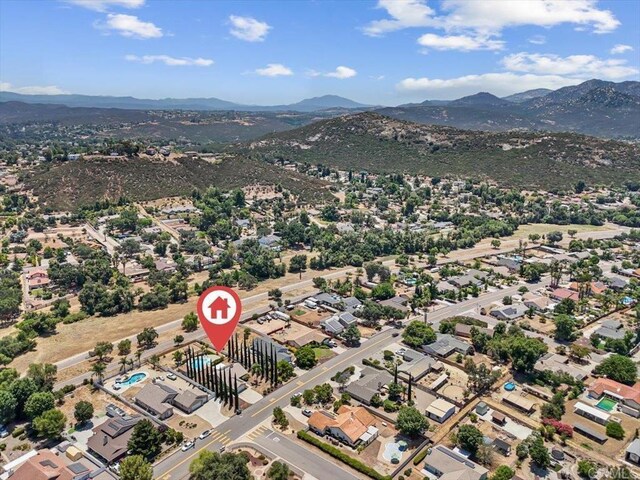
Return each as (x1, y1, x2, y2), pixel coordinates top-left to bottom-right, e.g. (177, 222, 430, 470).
(504, 382, 516, 391)
(190, 356, 212, 370)
(382, 440, 408, 462)
(117, 372, 146, 386)
(596, 397, 617, 412)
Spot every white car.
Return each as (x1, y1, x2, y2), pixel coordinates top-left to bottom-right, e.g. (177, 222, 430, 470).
(167, 373, 177, 381)
(199, 430, 212, 439)
(181, 441, 195, 451)
(302, 408, 313, 417)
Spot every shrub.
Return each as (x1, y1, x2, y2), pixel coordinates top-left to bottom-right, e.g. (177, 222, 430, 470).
(413, 447, 429, 465)
(606, 421, 625, 440)
(541, 418, 573, 438)
(297, 430, 392, 480)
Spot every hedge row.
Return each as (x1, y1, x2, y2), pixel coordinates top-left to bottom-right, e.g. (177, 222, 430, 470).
(413, 446, 429, 465)
(297, 430, 392, 480)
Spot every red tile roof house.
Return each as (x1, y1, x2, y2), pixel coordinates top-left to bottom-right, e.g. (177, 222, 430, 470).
(26, 269, 50, 292)
(307, 405, 378, 448)
(588, 378, 640, 413)
(549, 288, 579, 303)
(10, 449, 89, 480)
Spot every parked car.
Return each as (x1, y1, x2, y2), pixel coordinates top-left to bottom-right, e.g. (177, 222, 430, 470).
(181, 441, 195, 451)
(199, 430, 212, 439)
(391, 332, 399, 337)
(167, 373, 177, 380)
(0, 427, 9, 438)
(219, 446, 226, 453)
(302, 408, 313, 417)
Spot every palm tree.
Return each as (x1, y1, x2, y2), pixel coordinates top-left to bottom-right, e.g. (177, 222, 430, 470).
(134, 350, 142, 367)
(172, 350, 184, 367)
(119, 356, 129, 374)
(91, 362, 106, 385)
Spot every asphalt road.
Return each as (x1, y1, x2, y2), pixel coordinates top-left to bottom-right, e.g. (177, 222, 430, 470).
(153, 282, 530, 479)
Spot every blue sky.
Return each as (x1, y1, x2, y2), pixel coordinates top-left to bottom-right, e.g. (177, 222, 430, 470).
(1, 0, 638, 105)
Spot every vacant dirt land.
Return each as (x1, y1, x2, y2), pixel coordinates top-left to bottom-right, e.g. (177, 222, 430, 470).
(506, 223, 612, 240)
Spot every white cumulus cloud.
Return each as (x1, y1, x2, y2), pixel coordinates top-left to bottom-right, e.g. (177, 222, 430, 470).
(97, 13, 162, 39)
(502, 52, 638, 79)
(396, 73, 579, 99)
(229, 15, 271, 42)
(65, 0, 145, 12)
(0, 81, 67, 95)
(125, 54, 213, 66)
(610, 44, 634, 55)
(254, 63, 293, 77)
(325, 66, 357, 79)
(364, 0, 435, 36)
(364, 0, 620, 42)
(418, 33, 504, 51)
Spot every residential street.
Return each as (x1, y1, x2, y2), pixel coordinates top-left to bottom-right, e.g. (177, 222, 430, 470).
(153, 282, 531, 479)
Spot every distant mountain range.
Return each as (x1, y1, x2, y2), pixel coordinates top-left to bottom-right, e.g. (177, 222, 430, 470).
(0, 91, 371, 113)
(378, 79, 640, 139)
(1, 79, 639, 138)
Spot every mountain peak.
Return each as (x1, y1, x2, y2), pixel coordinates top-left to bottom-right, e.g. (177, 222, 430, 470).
(450, 92, 510, 106)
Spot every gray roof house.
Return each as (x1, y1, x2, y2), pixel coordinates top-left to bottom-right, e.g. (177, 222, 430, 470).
(135, 383, 177, 419)
(625, 438, 640, 465)
(345, 367, 394, 405)
(314, 293, 344, 310)
(252, 336, 293, 363)
(321, 317, 344, 335)
(87, 415, 142, 463)
(534, 353, 590, 381)
(490, 304, 528, 321)
(173, 390, 208, 414)
(594, 320, 626, 340)
(496, 257, 521, 272)
(449, 274, 482, 288)
(258, 234, 281, 250)
(423, 334, 471, 357)
(423, 445, 488, 480)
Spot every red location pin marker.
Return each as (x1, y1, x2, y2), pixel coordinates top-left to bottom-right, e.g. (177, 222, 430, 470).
(196, 286, 242, 352)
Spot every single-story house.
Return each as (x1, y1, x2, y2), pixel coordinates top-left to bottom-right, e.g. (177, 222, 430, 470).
(423, 334, 471, 357)
(172, 390, 208, 414)
(135, 383, 177, 419)
(502, 392, 536, 413)
(252, 336, 293, 363)
(308, 405, 378, 448)
(534, 353, 590, 382)
(449, 274, 482, 288)
(549, 288, 580, 303)
(625, 438, 640, 465)
(492, 438, 512, 456)
(523, 294, 553, 312)
(574, 402, 610, 425)
(314, 293, 344, 310)
(398, 355, 440, 382)
(425, 398, 456, 423)
(379, 295, 410, 313)
(423, 445, 488, 480)
(454, 324, 493, 339)
(345, 367, 393, 405)
(10, 449, 91, 480)
(87, 415, 141, 463)
(490, 304, 528, 321)
(594, 320, 626, 341)
(321, 317, 344, 335)
(588, 378, 640, 412)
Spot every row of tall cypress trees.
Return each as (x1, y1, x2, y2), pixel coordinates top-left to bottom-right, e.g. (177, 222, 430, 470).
(184, 346, 240, 411)
(226, 334, 279, 387)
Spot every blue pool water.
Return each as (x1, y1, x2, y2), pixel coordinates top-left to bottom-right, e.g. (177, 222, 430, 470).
(190, 356, 212, 370)
(118, 372, 146, 386)
(504, 382, 516, 391)
(383, 441, 408, 462)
